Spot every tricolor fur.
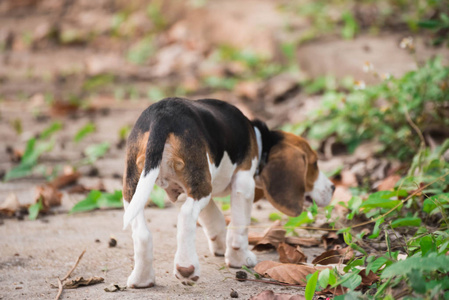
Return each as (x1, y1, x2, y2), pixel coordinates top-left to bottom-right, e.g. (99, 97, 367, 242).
(122, 97, 334, 288)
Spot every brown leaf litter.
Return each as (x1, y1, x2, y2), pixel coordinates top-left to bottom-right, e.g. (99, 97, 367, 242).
(311, 247, 354, 265)
(252, 220, 286, 251)
(63, 277, 104, 289)
(254, 261, 329, 286)
(277, 242, 307, 264)
(0, 193, 21, 216)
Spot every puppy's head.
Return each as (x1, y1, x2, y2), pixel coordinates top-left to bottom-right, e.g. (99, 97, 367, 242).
(257, 131, 334, 217)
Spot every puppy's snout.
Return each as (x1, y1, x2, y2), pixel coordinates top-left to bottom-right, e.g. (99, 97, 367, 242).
(331, 184, 336, 194)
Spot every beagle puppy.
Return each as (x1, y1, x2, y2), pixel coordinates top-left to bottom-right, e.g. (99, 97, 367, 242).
(122, 97, 335, 288)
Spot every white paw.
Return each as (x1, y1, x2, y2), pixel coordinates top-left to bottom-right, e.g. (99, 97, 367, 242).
(127, 268, 155, 288)
(174, 255, 201, 285)
(208, 231, 226, 256)
(225, 248, 257, 268)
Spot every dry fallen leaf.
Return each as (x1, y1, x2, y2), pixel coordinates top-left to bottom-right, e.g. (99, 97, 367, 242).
(251, 290, 306, 300)
(104, 284, 126, 292)
(253, 220, 286, 251)
(63, 276, 104, 289)
(285, 236, 321, 248)
(67, 181, 105, 194)
(49, 171, 81, 189)
(255, 261, 329, 285)
(35, 184, 62, 212)
(360, 269, 379, 286)
(377, 174, 401, 191)
(277, 243, 307, 264)
(254, 261, 283, 277)
(321, 232, 344, 250)
(312, 247, 354, 265)
(0, 193, 21, 216)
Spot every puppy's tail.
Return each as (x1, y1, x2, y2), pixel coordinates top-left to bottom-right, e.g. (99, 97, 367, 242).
(123, 122, 170, 230)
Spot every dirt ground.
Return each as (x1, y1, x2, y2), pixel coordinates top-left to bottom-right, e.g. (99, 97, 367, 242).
(1, 199, 318, 300)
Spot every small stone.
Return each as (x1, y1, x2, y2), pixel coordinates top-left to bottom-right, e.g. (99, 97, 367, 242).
(235, 271, 247, 281)
(95, 239, 100, 243)
(230, 289, 239, 298)
(108, 237, 117, 248)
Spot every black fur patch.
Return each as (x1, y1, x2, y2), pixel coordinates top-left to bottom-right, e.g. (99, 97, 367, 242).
(129, 98, 253, 174)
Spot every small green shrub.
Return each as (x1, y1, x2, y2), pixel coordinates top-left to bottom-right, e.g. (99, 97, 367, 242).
(295, 57, 449, 160)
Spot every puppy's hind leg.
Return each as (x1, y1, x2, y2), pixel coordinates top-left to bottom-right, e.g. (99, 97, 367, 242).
(198, 199, 227, 256)
(125, 200, 155, 288)
(174, 195, 211, 285)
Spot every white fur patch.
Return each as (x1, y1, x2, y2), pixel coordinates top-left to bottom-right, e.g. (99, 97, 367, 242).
(305, 171, 334, 207)
(123, 168, 160, 229)
(254, 127, 262, 161)
(207, 152, 237, 196)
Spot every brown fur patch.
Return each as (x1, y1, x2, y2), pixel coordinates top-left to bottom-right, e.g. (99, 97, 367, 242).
(123, 131, 149, 202)
(166, 134, 212, 200)
(237, 123, 259, 171)
(259, 132, 319, 217)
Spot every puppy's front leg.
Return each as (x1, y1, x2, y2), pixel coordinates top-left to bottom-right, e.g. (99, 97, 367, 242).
(174, 196, 210, 285)
(225, 171, 257, 268)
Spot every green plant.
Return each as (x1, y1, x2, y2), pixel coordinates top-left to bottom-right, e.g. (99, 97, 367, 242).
(4, 122, 62, 181)
(83, 142, 110, 164)
(74, 122, 96, 143)
(70, 190, 123, 213)
(419, 12, 449, 46)
(293, 57, 449, 160)
(127, 36, 155, 65)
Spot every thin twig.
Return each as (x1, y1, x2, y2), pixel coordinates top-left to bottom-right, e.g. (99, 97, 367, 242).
(62, 249, 86, 281)
(54, 249, 86, 300)
(55, 278, 63, 300)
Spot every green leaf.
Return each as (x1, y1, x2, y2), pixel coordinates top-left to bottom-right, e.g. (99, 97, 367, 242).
(84, 142, 110, 163)
(334, 271, 361, 290)
(391, 217, 421, 228)
(127, 37, 155, 65)
(28, 198, 43, 220)
(40, 122, 62, 140)
(4, 138, 55, 181)
(423, 193, 449, 215)
(369, 217, 384, 239)
(360, 191, 402, 212)
(74, 122, 96, 143)
(150, 186, 165, 208)
(83, 74, 115, 91)
(305, 271, 319, 300)
(408, 268, 427, 294)
(366, 256, 389, 274)
(70, 190, 102, 213)
(318, 268, 330, 289)
(284, 211, 314, 232)
(97, 190, 123, 208)
(70, 190, 123, 213)
(418, 20, 440, 29)
(374, 277, 392, 298)
(381, 256, 449, 278)
(269, 212, 282, 221)
(341, 11, 359, 39)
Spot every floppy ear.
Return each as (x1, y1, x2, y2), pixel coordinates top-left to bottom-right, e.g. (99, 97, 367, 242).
(260, 143, 306, 217)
